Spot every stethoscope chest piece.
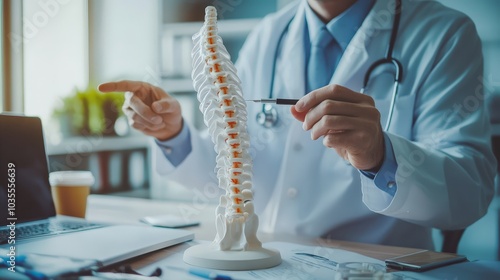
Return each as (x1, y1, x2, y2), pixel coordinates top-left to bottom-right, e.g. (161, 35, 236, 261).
(256, 104, 279, 128)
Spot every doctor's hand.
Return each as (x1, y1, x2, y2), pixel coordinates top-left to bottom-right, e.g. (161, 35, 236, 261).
(291, 84, 385, 171)
(98, 80, 183, 141)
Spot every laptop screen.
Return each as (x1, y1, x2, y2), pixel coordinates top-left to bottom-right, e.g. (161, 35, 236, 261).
(0, 114, 56, 225)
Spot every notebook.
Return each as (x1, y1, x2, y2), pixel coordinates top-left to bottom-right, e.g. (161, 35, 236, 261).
(0, 114, 194, 267)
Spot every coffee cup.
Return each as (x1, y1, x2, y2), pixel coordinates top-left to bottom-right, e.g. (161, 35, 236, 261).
(49, 171, 95, 218)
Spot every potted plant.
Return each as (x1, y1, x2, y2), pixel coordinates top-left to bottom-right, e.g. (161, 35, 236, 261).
(52, 86, 124, 137)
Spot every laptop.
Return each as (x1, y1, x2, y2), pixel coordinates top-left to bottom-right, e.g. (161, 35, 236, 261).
(0, 114, 194, 267)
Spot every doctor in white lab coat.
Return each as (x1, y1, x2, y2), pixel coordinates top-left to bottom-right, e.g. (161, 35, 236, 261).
(99, 0, 496, 250)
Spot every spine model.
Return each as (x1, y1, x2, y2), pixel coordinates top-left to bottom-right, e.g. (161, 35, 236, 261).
(191, 6, 261, 251)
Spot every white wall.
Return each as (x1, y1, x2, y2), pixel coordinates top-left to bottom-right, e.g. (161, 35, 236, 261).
(88, 0, 161, 85)
(0, 3, 3, 111)
(23, 0, 88, 123)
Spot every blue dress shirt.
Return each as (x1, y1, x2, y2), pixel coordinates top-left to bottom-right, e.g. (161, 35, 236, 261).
(304, 0, 374, 68)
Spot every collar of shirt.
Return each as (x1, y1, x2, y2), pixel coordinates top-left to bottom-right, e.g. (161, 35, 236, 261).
(304, 0, 375, 51)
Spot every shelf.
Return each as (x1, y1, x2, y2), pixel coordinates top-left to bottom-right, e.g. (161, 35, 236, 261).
(46, 135, 150, 156)
(163, 18, 260, 37)
(161, 18, 259, 92)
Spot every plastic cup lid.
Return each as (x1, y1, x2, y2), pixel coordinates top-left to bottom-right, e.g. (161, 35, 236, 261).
(49, 171, 95, 187)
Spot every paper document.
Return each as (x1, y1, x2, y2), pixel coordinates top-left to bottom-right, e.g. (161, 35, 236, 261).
(137, 241, 500, 280)
(137, 241, 398, 280)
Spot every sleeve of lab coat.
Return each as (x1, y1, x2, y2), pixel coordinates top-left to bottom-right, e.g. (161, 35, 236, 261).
(361, 16, 497, 230)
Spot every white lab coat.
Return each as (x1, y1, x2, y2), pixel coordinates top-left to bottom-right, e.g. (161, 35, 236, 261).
(155, 0, 496, 249)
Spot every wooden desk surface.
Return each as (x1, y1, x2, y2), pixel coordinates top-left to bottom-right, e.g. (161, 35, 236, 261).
(86, 194, 422, 269)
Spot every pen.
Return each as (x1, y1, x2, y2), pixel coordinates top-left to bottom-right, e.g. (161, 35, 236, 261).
(189, 268, 233, 280)
(91, 272, 160, 279)
(165, 266, 234, 280)
(245, 98, 299, 105)
(0, 255, 47, 280)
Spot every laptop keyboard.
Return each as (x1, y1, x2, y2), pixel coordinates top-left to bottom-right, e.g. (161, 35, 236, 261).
(0, 220, 104, 244)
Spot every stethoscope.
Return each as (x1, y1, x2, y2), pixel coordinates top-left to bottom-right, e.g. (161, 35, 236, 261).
(257, 0, 403, 131)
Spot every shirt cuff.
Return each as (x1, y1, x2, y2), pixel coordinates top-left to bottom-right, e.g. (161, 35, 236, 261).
(359, 133, 398, 196)
(154, 122, 192, 167)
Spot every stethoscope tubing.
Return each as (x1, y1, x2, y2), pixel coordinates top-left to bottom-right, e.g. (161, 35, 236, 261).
(258, 0, 403, 131)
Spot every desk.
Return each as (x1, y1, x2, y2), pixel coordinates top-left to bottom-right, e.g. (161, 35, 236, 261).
(86, 195, 422, 270)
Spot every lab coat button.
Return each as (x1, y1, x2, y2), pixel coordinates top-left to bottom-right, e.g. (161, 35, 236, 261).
(287, 188, 298, 198)
(387, 181, 396, 188)
(293, 143, 302, 151)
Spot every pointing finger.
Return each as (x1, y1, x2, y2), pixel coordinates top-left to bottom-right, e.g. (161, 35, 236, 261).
(98, 80, 151, 93)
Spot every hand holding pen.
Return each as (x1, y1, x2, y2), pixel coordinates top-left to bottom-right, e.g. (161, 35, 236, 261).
(247, 89, 384, 172)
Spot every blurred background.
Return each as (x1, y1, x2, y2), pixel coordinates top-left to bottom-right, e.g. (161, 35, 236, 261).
(1, 0, 499, 261)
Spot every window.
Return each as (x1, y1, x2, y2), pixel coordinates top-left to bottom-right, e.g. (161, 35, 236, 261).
(22, 0, 88, 130)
